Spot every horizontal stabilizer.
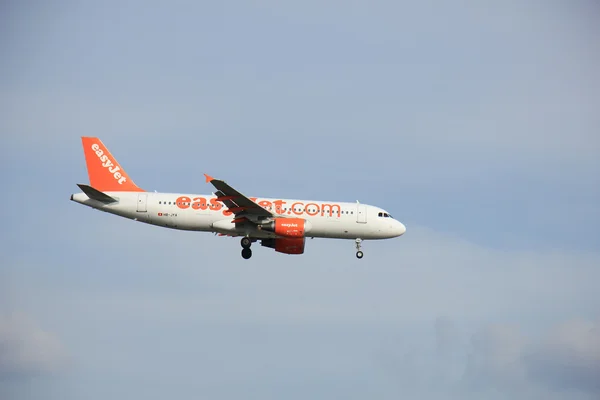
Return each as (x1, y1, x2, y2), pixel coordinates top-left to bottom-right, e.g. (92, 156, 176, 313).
(77, 184, 118, 203)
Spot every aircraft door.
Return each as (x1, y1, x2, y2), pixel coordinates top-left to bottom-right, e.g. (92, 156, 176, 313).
(356, 204, 367, 223)
(137, 193, 148, 212)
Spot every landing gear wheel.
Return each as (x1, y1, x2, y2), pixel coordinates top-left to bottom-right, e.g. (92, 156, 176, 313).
(241, 248, 252, 259)
(354, 238, 364, 259)
(241, 237, 252, 249)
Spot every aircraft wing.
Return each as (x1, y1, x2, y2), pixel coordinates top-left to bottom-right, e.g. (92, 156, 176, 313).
(204, 174, 273, 219)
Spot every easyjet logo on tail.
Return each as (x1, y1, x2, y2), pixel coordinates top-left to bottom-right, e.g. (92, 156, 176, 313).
(81, 136, 144, 192)
(91, 143, 127, 185)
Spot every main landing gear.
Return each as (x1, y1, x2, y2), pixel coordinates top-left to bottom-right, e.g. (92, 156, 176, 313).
(241, 237, 252, 259)
(355, 238, 364, 259)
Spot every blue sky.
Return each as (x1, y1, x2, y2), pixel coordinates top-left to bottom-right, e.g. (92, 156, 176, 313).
(1, 1, 599, 399)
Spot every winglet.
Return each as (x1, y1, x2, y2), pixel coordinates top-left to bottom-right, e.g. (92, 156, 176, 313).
(204, 174, 214, 183)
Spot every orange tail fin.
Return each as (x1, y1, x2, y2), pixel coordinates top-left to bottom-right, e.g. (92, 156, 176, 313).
(81, 137, 144, 192)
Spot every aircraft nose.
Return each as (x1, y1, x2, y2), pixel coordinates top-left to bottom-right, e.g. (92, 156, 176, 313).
(396, 221, 406, 236)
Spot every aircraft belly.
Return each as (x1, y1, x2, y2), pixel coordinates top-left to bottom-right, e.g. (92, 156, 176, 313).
(306, 218, 349, 239)
(307, 218, 382, 239)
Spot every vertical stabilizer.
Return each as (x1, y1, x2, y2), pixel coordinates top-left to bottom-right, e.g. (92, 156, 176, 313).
(81, 137, 144, 192)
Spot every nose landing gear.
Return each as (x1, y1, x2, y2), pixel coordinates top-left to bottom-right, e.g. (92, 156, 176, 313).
(241, 237, 252, 259)
(355, 238, 364, 259)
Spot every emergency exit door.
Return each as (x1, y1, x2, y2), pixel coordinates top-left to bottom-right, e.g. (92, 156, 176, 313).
(356, 204, 367, 223)
(137, 193, 147, 212)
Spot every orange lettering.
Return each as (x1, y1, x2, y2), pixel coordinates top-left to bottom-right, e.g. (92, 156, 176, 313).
(209, 198, 222, 211)
(321, 203, 341, 217)
(291, 202, 304, 216)
(305, 203, 319, 216)
(176, 196, 191, 209)
(259, 200, 273, 210)
(192, 196, 207, 210)
(273, 200, 286, 214)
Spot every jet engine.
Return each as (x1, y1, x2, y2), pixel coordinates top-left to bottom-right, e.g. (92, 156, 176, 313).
(259, 218, 310, 238)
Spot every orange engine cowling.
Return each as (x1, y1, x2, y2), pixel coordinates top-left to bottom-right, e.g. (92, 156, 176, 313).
(261, 238, 305, 255)
(260, 218, 306, 238)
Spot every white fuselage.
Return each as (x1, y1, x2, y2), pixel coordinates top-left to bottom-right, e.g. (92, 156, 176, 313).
(71, 191, 406, 240)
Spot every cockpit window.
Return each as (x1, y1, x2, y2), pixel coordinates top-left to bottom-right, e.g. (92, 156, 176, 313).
(378, 212, 383, 217)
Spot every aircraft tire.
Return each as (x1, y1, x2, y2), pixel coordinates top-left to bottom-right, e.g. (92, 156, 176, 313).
(356, 251, 364, 259)
(241, 237, 252, 249)
(242, 248, 252, 259)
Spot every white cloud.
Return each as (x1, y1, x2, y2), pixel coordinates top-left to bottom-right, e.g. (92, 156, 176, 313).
(377, 317, 600, 399)
(0, 312, 67, 379)
(463, 324, 528, 391)
(460, 319, 600, 397)
(525, 319, 600, 393)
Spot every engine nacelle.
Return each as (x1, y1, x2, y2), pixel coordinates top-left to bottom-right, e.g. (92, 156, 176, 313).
(259, 218, 310, 238)
(261, 238, 305, 255)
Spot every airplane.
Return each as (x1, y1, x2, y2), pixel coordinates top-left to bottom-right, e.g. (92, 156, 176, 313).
(70, 137, 406, 259)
